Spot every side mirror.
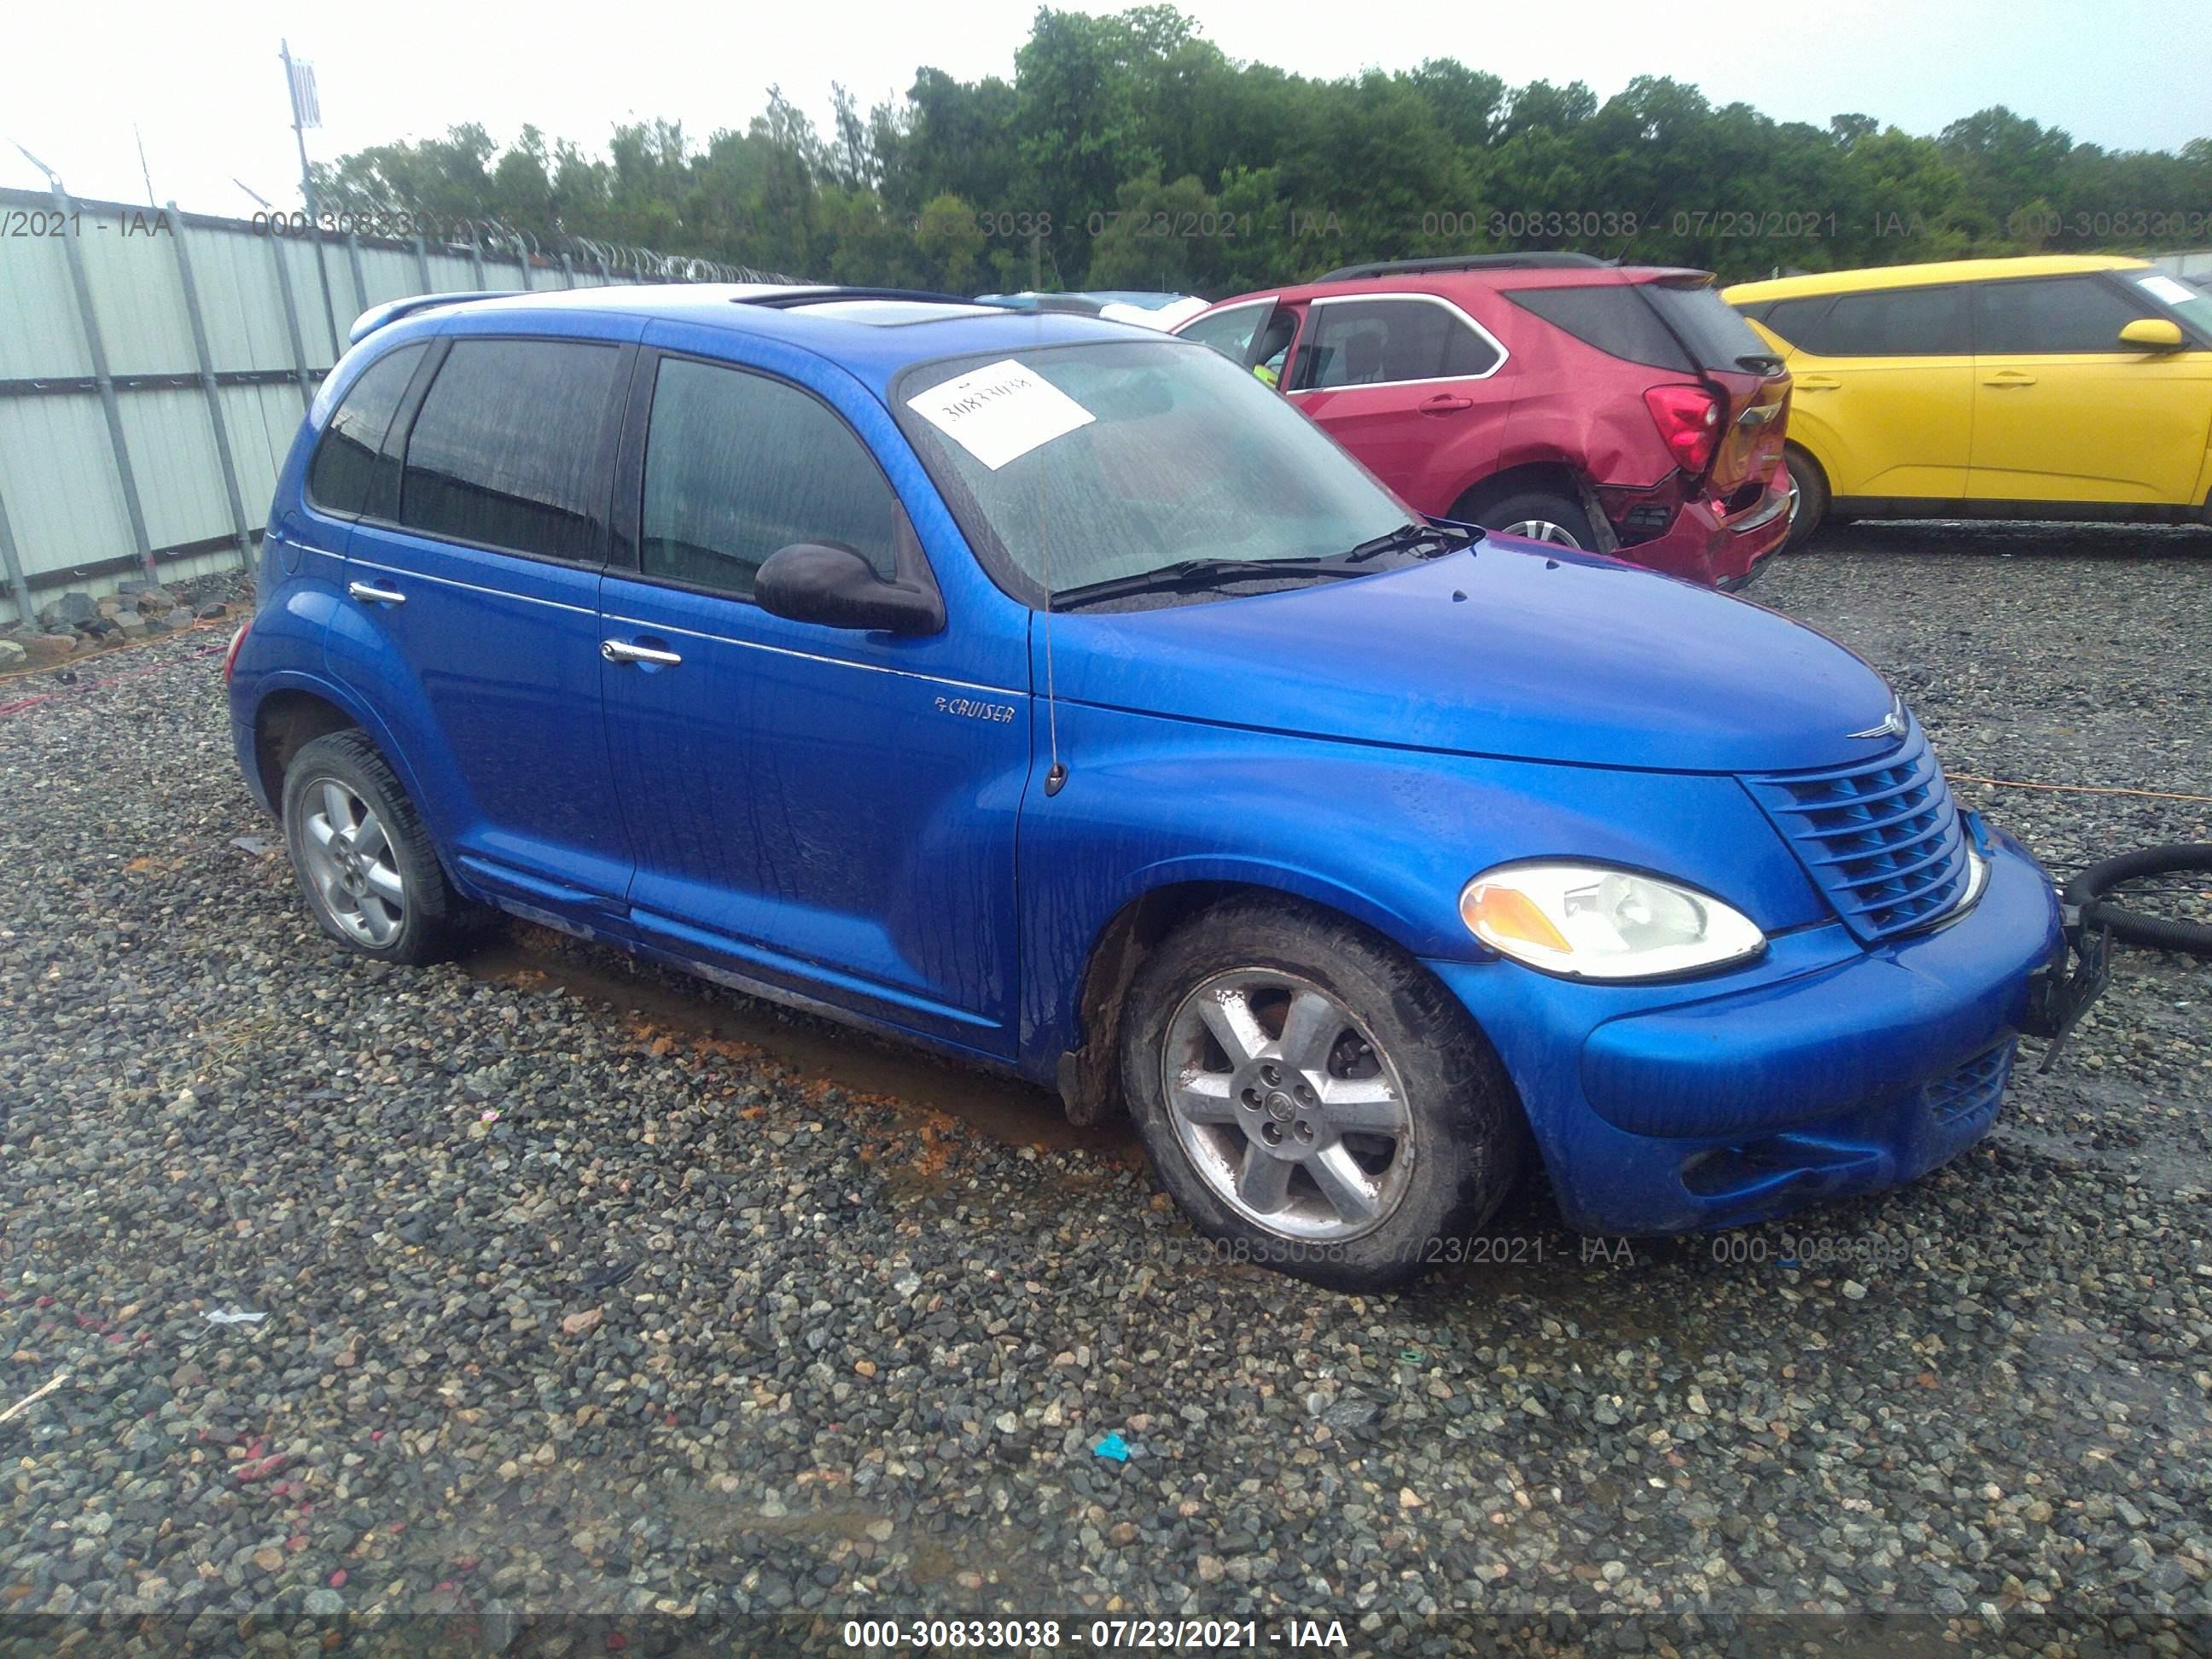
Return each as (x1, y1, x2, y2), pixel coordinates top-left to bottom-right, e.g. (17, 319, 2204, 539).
(754, 542, 945, 636)
(2119, 317, 2186, 352)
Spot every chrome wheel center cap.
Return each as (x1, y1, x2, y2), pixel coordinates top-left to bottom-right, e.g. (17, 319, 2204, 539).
(1264, 1090, 1295, 1123)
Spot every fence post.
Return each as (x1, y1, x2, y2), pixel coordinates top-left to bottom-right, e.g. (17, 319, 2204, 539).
(168, 204, 256, 576)
(0, 484, 33, 628)
(49, 183, 156, 581)
(412, 233, 432, 294)
(468, 230, 487, 291)
(266, 230, 316, 410)
(559, 252, 576, 290)
(345, 230, 369, 321)
(306, 219, 341, 360)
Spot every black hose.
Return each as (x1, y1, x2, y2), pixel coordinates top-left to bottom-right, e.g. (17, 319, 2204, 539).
(2062, 844, 2212, 958)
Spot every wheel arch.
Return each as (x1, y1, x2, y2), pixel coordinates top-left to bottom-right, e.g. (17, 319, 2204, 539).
(1449, 460, 1591, 522)
(1784, 438, 1832, 498)
(1051, 869, 1498, 1131)
(253, 687, 361, 811)
(246, 672, 438, 847)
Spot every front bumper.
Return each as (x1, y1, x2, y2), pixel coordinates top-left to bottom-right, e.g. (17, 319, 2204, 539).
(1427, 830, 2062, 1236)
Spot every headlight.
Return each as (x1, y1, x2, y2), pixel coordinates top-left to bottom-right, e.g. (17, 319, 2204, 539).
(1459, 862, 1767, 980)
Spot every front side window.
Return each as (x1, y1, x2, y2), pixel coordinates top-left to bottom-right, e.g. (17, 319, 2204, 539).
(2130, 271, 2212, 336)
(306, 343, 426, 517)
(899, 339, 1409, 602)
(1301, 299, 1500, 389)
(640, 358, 899, 600)
(1176, 303, 1270, 364)
(1974, 276, 2150, 355)
(1799, 287, 1971, 357)
(399, 339, 621, 561)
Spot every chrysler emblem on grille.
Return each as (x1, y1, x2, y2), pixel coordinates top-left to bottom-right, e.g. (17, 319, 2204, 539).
(1849, 696, 1907, 741)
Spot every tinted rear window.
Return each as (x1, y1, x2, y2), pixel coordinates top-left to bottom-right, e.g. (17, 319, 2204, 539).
(306, 344, 425, 517)
(1506, 285, 1692, 370)
(1777, 287, 1972, 357)
(399, 339, 621, 562)
(1755, 295, 1839, 348)
(1639, 282, 1778, 371)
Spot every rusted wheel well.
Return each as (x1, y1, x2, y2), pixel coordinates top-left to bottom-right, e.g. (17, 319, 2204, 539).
(253, 690, 359, 810)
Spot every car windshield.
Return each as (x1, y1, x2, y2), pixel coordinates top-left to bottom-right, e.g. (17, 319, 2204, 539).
(2133, 271, 2212, 334)
(896, 337, 1411, 603)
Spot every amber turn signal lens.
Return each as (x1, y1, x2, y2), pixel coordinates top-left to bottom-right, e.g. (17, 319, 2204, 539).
(1461, 882, 1572, 955)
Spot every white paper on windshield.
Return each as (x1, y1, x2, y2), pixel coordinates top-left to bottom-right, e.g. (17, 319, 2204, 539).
(907, 359, 1095, 470)
(2136, 274, 2197, 306)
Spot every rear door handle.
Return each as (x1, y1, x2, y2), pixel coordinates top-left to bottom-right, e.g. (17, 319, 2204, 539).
(1982, 370, 2038, 387)
(602, 638, 683, 667)
(1418, 393, 1474, 413)
(346, 581, 405, 606)
(1795, 375, 1842, 391)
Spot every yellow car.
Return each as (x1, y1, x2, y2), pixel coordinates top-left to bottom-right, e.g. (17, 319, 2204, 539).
(1724, 256, 2212, 547)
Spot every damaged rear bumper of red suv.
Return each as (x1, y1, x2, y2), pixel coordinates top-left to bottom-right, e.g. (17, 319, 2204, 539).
(1597, 469, 1794, 590)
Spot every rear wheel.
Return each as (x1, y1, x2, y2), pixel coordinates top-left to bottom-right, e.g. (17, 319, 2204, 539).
(282, 731, 464, 965)
(1470, 491, 1596, 550)
(1782, 446, 1829, 550)
(1121, 897, 1523, 1291)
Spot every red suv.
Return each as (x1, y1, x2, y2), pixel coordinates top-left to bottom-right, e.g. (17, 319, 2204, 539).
(1173, 254, 1795, 588)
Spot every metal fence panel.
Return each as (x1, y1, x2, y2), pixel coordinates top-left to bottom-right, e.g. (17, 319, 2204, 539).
(0, 234, 89, 380)
(0, 184, 789, 625)
(0, 395, 137, 605)
(74, 224, 201, 377)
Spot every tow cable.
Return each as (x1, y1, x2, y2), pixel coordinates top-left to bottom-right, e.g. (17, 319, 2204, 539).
(1956, 770, 2212, 1069)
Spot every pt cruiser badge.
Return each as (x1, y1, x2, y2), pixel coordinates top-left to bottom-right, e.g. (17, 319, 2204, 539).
(935, 695, 1016, 723)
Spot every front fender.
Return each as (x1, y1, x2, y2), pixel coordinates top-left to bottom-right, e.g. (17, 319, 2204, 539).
(1016, 701, 1825, 1074)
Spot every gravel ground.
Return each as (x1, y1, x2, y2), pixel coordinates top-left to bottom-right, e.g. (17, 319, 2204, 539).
(1, 529, 2208, 1655)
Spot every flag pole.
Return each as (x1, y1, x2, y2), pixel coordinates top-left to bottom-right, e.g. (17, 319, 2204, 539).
(279, 38, 342, 357)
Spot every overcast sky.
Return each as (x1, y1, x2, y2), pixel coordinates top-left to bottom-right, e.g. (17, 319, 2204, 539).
(6, 0, 2207, 217)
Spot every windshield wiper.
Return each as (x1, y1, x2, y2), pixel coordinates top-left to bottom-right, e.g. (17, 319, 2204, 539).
(1053, 557, 1368, 610)
(1343, 521, 1472, 562)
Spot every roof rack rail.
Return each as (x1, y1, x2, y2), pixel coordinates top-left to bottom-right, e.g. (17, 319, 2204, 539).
(1314, 253, 1611, 282)
(733, 286, 977, 309)
(347, 290, 521, 346)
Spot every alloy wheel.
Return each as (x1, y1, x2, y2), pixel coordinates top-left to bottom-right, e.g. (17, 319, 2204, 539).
(1161, 969, 1416, 1241)
(297, 777, 406, 947)
(1498, 519, 1584, 548)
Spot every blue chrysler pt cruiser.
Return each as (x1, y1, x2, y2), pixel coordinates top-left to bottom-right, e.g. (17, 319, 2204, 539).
(227, 284, 2085, 1289)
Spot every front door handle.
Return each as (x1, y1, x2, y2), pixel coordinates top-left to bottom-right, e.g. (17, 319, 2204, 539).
(602, 638, 683, 667)
(1982, 370, 2038, 387)
(346, 581, 405, 606)
(1795, 375, 1842, 391)
(1418, 392, 1475, 413)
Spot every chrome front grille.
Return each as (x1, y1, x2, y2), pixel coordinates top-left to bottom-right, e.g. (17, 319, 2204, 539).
(1745, 719, 1971, 945)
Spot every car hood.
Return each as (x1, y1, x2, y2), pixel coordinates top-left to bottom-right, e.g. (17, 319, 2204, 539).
(1043, 541, 1896, 773)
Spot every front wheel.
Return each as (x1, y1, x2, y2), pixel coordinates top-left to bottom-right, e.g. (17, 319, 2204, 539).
(1121, 898, 1524, 1290)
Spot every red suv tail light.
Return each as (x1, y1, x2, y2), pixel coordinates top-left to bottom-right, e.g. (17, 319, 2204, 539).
(1643, 384, 1722, 477)
(222, 620, 250, 684)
